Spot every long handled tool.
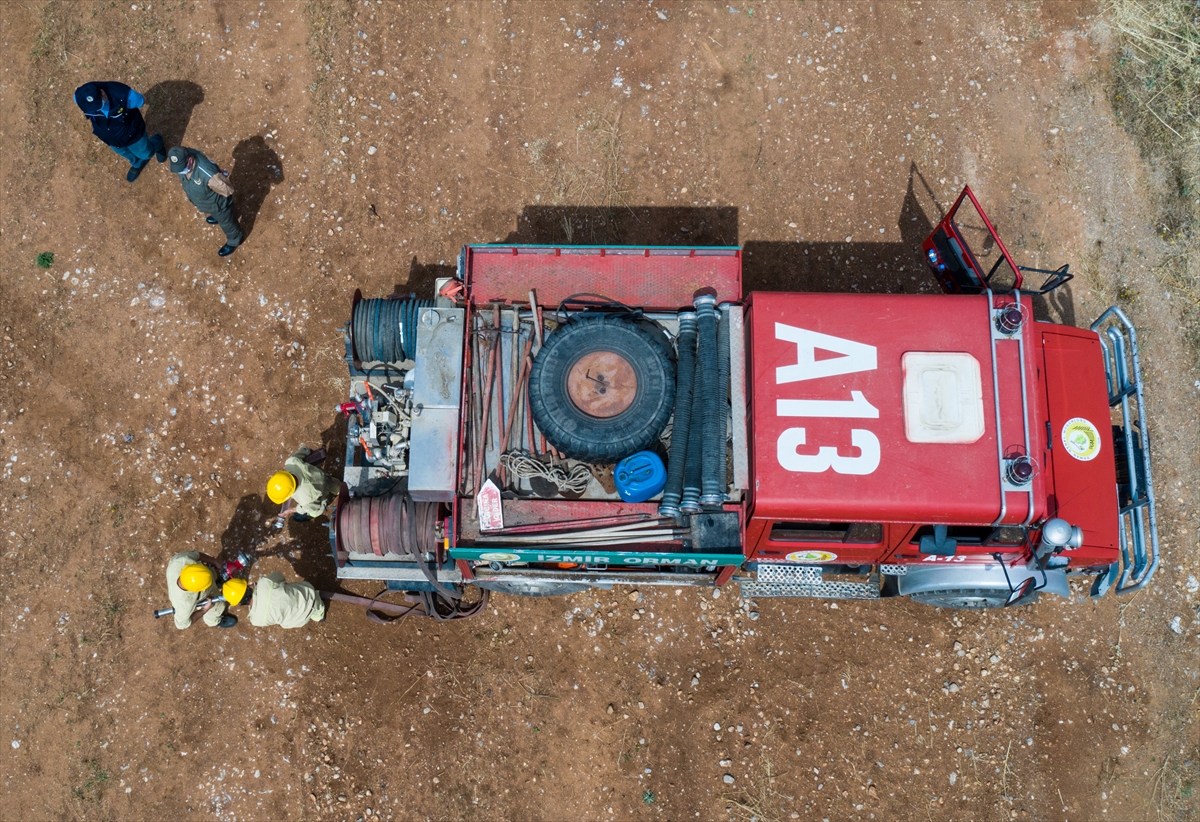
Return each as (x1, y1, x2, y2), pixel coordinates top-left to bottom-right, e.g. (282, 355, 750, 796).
(473, 306, 500, 487)
(153, 596, 224, 619)
(499, 328, 536, 484)
(528, 290, 551, 459)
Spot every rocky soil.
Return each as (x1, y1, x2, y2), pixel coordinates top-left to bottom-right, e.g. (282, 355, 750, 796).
(1, 2, 1197, 821)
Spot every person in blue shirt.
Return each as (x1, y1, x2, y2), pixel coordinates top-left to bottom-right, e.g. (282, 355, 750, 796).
(73, 81, 165, 183)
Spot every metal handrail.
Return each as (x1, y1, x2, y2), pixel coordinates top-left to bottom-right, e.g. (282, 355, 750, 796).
(1090, 306, 1158, 593)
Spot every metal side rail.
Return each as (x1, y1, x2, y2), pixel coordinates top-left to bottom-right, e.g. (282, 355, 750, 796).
(1091, 306, 1158, 594)
(738, 563, 881, 601)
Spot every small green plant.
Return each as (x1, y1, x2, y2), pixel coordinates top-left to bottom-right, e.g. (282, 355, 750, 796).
(36, 252, 54, 269)
(72, 759, 110, 799)
(642, 790, 656, 804)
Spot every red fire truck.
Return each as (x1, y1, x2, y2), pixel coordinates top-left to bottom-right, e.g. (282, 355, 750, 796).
(327, 187, 1157, 619)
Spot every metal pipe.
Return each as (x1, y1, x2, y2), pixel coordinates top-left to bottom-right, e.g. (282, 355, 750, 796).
(487, 513, 652, 535)
(660, 311, 697, 517)
(476, 526, 680, 542)
(478, 522, 675, 541)
(476, 531, 682, 545)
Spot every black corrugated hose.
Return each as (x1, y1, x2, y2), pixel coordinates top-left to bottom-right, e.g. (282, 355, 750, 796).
(659, 311, 697, 518)
(703, 304, 731, 509)
(696, 294, 724, 507)
(680, 328, 705, 514)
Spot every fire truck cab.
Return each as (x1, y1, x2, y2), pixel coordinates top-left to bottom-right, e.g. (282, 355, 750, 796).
(328, 187, 1157, 615)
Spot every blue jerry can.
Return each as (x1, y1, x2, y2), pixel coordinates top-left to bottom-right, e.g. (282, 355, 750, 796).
(613, 451, 667, 503)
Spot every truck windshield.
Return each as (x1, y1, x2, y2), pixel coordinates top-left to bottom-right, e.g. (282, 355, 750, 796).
(770, 522, 883, 544)
(908, 525, 1026, 546)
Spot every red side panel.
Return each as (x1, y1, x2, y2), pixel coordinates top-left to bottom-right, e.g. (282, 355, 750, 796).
(1039, 325, 1121, 557)
(466, 246, 741, 311)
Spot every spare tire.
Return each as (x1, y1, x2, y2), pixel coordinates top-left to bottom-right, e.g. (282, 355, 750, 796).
(529, 313, 675, 463)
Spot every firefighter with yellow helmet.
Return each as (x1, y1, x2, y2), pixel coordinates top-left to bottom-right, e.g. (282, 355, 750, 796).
(165, 551, 237, 629)
(246, 572, 326, 628)
(266, 446, 340, 524)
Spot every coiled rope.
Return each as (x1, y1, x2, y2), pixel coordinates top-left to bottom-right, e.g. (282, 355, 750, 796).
(499, 450, 594, 495)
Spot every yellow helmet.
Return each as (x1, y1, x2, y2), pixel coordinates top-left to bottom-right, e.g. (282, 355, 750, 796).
(266, 470, 297, 504)
(179, 563, 214, 592)
(222, 578, 249, 606)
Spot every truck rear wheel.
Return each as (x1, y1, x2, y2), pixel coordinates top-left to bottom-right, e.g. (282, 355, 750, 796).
(475, 579, 592, 597)
(908, 587, 1033, 610)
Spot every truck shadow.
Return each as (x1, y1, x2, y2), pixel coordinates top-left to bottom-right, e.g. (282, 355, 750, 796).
(498, 164, 943, 298)
(503, 205, 739, 247)
(495, 165, 1082, 327)
(742, 164, 938, 295)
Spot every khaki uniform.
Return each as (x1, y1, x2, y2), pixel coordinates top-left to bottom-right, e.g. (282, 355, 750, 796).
(248, 572, 325, 628)
(166, 551, 227, 630)
(175, 147, 242, 247)
(284, 446, 340, 518)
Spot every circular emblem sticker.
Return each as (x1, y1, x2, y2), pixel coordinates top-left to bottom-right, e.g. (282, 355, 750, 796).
(786, 550, 838, 563)
(1061, 418, 1101, 462)
(478, 552, 520, 563)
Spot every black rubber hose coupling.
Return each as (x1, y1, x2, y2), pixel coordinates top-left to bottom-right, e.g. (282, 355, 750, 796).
(659, 311, 697, 518)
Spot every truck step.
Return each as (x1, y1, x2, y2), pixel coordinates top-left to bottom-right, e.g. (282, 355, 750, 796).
(756, 563, 824, 584)
(740, 563, 880, 600)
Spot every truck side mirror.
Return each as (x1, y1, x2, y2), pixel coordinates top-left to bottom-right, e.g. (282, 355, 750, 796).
(1005, 577, 1037, 606)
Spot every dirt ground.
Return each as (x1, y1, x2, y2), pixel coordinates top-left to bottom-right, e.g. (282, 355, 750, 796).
(1, 1, 1198, 820)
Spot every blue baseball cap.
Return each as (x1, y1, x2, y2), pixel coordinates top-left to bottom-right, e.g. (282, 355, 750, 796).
(74, 83, 110, 117)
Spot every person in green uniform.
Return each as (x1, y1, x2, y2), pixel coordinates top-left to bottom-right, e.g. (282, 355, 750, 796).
(167, 146, 243, 257)
(165, 551, 237, 629)
(266, 446, 341, 523)
(246, 572, 326, 628)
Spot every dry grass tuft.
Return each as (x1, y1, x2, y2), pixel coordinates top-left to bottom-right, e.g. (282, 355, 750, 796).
(1107, 0, 1200, 350)
(304, 0, 351, 144)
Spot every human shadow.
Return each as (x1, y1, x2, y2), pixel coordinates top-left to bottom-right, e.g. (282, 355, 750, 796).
(143, 81, 204, 148)
(400, 256, 456, 299)
(229, 135, 284, 241)
(282, 420, 350, 592)
(219, 493, 273, 563)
